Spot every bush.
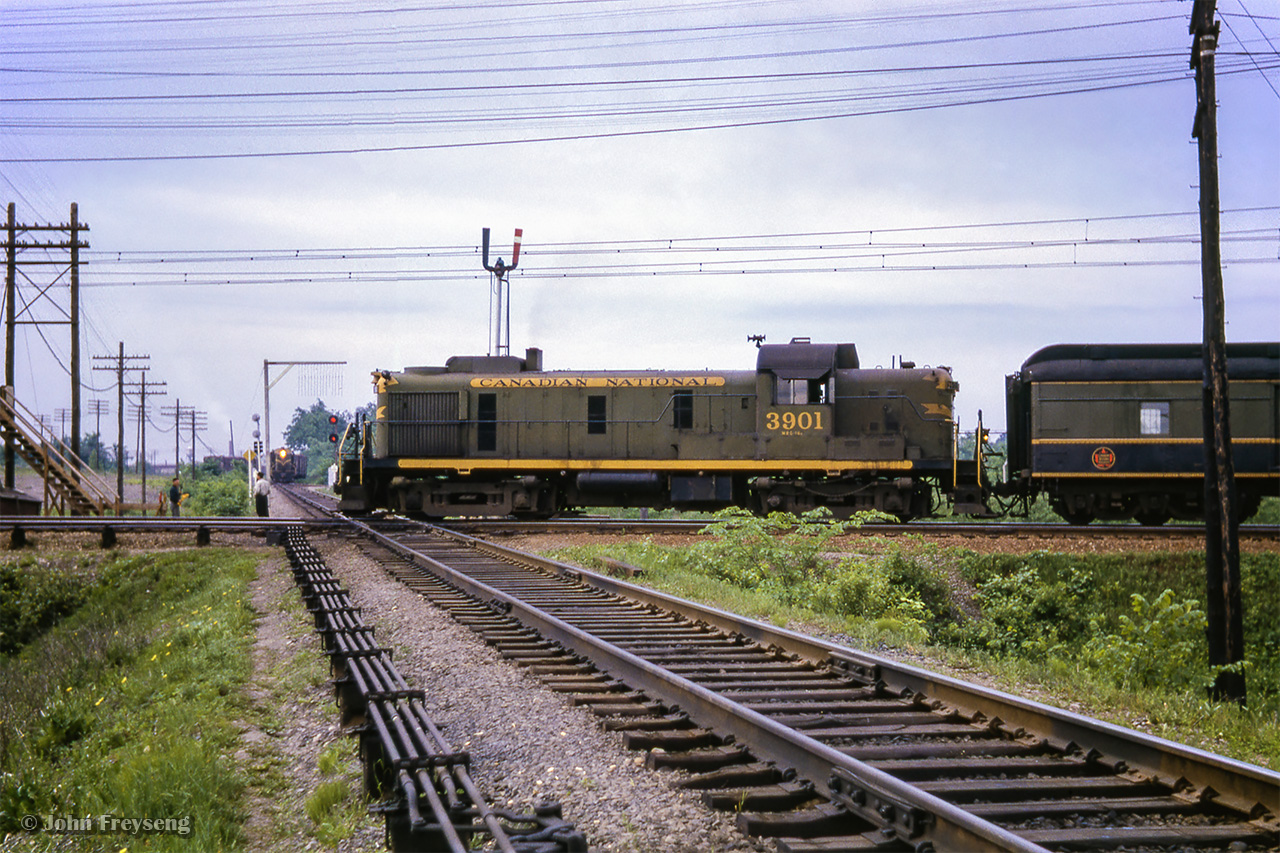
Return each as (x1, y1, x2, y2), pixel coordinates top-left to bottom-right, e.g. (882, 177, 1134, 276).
(0, 557, 96, 654)
(690, 507, 867, 604)
(964, 562, 1094, 659)
(183, 472, 252, 516)
(1083, 590, 1209, 690)
(810, 549, 954, 636)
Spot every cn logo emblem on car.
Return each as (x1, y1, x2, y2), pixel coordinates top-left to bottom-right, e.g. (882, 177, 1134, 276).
(1092, 446, 1116, 471)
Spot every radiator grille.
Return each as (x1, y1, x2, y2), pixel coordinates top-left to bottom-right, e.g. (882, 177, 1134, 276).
(388, 392, 460, 456)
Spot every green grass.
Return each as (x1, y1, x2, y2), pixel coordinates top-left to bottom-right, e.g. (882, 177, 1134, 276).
(0, 548, 260, 851)
(546, 509, 1280, 770)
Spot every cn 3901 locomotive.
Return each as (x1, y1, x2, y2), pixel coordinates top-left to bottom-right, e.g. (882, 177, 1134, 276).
(336, 338, 988, 519)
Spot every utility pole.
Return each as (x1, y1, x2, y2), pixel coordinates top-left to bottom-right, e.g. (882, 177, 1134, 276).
(125, 371, 166, 508)
(163, 400, 194, 475)
(1191, 0, 1245, 705)
(54, 407, 71, 446)
(92, 342, 149, 503)
(3, 202, 89, 488)
(4, 204, 13, 490)
(186, 408, 208, 472)
(87, 399, 108, 469)
(70, 204, 82, 465)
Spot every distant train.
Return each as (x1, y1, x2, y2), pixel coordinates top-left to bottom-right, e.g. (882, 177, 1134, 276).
(333, 338, 1278, 524)
(270, 447, 308, 484)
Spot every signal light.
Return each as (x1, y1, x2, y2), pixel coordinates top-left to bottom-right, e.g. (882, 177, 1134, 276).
(328, 414, 340, 444)
(328, 415, 338, 425)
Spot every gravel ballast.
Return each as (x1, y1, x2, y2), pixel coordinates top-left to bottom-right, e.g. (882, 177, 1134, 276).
(308, 532, 770, 853)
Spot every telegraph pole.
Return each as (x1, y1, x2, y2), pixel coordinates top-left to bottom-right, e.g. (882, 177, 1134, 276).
(125, 371, 166, 507)
(163, 399, 195, 475)
(3, 202, 88, 487)
(186, 407, 208, 472)
(70, 204, 82, 462)
(4, 204, 14, 489)
(92, 343, 149, 503)
(1191, 0, 1245, 704)
(87, 399, 108, 469)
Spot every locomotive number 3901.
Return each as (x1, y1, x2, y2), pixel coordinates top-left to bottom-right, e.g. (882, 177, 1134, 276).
(765, 409, 825, 432)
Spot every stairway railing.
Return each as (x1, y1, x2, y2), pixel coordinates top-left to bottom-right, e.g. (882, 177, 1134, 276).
(0, 386, 122, 515)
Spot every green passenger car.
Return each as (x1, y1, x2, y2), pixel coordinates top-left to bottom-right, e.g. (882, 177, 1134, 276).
(1002, 342, 1280, 524)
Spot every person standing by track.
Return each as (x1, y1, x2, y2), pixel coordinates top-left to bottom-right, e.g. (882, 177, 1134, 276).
(169, 477, 182, 517)
(253, 470, 270, 517)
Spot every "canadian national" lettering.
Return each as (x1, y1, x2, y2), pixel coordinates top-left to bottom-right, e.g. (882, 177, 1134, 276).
(470, 376, 726, 389)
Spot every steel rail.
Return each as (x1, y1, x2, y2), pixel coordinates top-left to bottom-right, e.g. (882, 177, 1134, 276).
(349, 515, 1049, 852)
(277, 488, 1280, 848)
(0, 515, 345, 532)
(438, 522, 1280, 824)
(445, 517, 1280, 540)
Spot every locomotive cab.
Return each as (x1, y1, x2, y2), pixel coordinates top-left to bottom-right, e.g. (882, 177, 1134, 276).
(754, 339, 847, 458)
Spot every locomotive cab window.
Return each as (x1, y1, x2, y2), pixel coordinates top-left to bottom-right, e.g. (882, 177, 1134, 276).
(587, 395, 607, 434)
(673, 390, 693, 429)
(1140, 401, 1170, 436)
(776, 377, 828, 405)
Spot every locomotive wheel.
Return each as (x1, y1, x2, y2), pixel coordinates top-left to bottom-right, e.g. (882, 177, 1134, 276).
(1056, 507, 1095, 526)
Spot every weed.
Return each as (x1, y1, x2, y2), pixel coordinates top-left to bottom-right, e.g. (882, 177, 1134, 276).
(317, 742, 346, 775)
(305, 779, 349, 824)
(1083, 590, 1209, 690)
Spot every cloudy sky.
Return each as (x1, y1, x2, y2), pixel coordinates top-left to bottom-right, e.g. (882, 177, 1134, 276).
(3, 0, 1277, 466)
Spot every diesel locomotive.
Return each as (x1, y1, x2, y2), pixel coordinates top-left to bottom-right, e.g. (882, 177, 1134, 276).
(269, 447, 308, 484)
(335, 339, 989, 519)
(1000, 342, 1279, 524)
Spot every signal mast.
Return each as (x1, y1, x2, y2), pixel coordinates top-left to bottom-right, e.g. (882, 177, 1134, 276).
(481, 227, 522, 357)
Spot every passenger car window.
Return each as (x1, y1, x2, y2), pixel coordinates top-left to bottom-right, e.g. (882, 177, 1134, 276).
(1140, 401, 1170, 436)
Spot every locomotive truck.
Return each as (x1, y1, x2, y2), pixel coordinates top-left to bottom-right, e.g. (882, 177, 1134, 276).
(335, 338, 989, 520)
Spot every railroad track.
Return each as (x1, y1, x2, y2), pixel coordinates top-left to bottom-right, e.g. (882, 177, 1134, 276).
(332, 515, 1278, 853)
(280, 527, 586, 852)
(440, 517, 1280, 543)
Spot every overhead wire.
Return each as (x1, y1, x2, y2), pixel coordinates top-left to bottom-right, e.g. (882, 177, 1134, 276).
(6, 3, 1264, 162)
(66, 208, 1278, 286)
